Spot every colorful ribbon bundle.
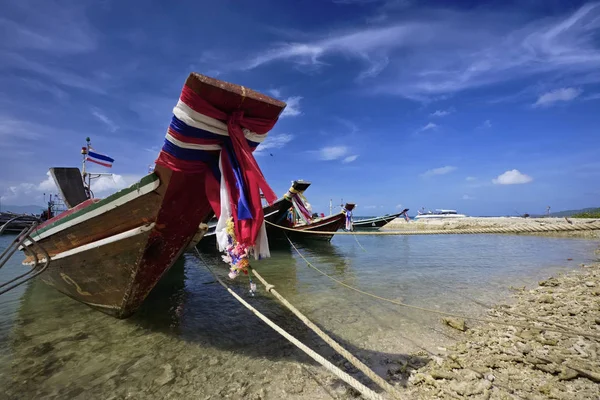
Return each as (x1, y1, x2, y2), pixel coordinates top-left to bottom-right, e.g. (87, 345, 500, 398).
(344, 207, 353, 231)
(156, 82, 280, 278)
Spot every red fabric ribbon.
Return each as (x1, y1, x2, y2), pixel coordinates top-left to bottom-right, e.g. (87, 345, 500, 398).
(178, 84, 278, 245)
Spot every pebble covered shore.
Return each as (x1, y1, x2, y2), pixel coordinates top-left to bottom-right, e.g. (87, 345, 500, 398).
(384, 217, 600, 239)
(403, 261, 600, 399)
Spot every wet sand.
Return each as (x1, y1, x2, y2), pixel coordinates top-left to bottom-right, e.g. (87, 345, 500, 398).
(404, 261, 600, 399)
(385, 217, 600, 239)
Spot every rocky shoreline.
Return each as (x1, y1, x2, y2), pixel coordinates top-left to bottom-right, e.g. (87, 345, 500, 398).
(401, 261, 600, 399)
(384, 217, 600, 239)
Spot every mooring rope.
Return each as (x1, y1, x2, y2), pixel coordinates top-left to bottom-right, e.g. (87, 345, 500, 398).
(192, 248, 387, 400)
(282, 234, 600, 340)
(266, 220, 600, 236)
(250, 268, 404, 399)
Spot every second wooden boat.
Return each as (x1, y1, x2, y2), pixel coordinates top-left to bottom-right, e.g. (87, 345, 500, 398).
(352, 209, 409, 229)
(276, 203, 356, 241)
(199, 179, 312, 249)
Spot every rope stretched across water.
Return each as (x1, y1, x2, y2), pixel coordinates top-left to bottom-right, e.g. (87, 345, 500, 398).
(282, 234, 600, 341)
(266, 220, 600, 236)
(192, 248, 388, 400)
(250, 268, 404, 400)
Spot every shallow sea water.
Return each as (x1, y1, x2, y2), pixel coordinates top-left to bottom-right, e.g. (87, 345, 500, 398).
(0, 233, 598, 399)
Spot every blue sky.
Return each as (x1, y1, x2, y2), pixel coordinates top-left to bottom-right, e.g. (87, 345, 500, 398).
(1, 0, 599, 216)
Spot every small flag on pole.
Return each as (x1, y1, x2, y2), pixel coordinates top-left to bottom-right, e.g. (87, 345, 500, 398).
(86, 150, 114, 168)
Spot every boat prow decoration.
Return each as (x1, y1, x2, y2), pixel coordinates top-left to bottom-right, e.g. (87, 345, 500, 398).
(14, 72, 286, 318)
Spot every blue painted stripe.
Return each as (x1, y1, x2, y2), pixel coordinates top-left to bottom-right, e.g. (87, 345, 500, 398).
(161, 140, 219, 162)
(170, 116, 260, 148)
(88, 151, 114, 163)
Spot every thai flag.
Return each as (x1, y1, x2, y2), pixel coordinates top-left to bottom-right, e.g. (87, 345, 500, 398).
(86, 150, 114, 168)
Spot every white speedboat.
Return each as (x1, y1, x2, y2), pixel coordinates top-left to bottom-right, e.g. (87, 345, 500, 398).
(414, 209, 466, 219)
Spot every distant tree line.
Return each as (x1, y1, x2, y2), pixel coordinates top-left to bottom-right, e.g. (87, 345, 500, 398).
(571, 208, 600, 218)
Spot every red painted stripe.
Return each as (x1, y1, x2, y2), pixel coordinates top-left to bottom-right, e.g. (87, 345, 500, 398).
(35, 198, 99, 231)
(86, 158, 113, 168)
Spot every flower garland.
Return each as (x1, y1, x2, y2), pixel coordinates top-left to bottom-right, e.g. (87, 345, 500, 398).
(221, 217, 252, 279)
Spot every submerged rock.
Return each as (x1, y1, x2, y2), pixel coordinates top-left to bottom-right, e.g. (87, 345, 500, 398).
(154, 364, 175, 386)
(442, 317, 467, 332)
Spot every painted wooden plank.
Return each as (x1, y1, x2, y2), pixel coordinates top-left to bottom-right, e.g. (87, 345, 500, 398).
(23, 223, 156, 265)
(25, 174, 160, 243)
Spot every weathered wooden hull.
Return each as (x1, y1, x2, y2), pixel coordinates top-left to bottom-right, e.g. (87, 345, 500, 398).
(21, 166, 211, 318)
(352, 212, 404, 229)
(280, 213, 346, 242)
(18, 72, 285, 318)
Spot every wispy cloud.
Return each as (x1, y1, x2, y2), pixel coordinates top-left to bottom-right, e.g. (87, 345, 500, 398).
(318, 145, 349, 160)
(268, 88, 282, 98)
(533, 87, 582, 107)
(417, 122, 438, 133)
(343, 154, 359, 163)
(333, 117, 359, 134)
(91, 108, 118, 132)
(0, 2, 97, 55)
(476, 119, 492, 129)
(420, 165, 457, 177)
(244, 3, 600, 100)
(492, 169, 533, 185)
(2, 172, 142, 206)
(280, 96, 303, 117)
(582, 93, 600, 101)
(254, 133, 294, 156)
(462, 194, 475, 200)
(430, 108, 454, 117)
(465, 176, 477, 181)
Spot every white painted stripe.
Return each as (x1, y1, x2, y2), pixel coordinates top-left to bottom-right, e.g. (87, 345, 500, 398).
(165, 132, 222, 151)
(24, 178, 160, 244)
(23, 223, 155, 265)
(173, 101, 267, 143)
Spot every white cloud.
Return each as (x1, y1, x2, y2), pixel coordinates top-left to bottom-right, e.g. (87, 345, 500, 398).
(280, 96, 302, 117)
(395, 203, 404, 209)
(254, 133, 294, 155)
(319, 146, 348, 160)
(363, 205, 378, 209)
(462, 194, 475, 200)
(420, 165, 456, 177)
(533, 88, 582, 107)
(492, 169, 533, 185)
(268, 88, 282, 98)
(430, 108, 454, 117)
(466, 176, 477, 181)
(242, 4, 600, 100)
(1, 172, 143, 206)
(342, 154, 359, 163)
(476, 119, 492, 130)
(418, 122, 438, 132)
(91, 108, 118, 132)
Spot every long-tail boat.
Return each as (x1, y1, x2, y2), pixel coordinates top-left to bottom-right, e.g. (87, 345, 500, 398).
(15, 73, 286, 318)
(199, 180, 311, 249)
(352, 208, 410, 229)
(275, 203, 356, 242)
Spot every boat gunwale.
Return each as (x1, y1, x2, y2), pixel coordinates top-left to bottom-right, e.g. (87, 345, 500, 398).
(23, 173, 160, 243)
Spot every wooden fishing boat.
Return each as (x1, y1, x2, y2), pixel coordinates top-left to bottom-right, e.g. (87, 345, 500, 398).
(279, 203, 356, 241)
(15, 72, 286, 318)
(0, 212, 40, 234)
(352, 208, 409, 229)
(199, 180, 311, 249)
